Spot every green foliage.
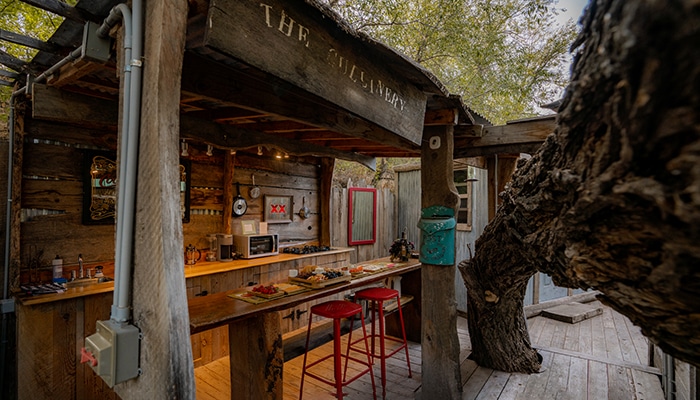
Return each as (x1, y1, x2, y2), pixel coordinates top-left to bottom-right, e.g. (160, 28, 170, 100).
(0, 0, 74, 123)
(327, 0, 578, 124)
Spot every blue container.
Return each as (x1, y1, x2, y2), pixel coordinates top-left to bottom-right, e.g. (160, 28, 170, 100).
(418, 206, 456, 265)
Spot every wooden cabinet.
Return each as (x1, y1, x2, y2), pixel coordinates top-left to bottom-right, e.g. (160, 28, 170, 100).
(16, 292, 120, 400)
(185, 249, 353, 366)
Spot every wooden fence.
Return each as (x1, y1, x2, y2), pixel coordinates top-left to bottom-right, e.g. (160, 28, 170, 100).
(330, 184, 396, 264)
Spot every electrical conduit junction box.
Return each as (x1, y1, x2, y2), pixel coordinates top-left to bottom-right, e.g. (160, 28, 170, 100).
(81, 319, 140, 387)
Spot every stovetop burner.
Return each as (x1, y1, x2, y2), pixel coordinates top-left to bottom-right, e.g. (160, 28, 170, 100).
(282, 245, 331, 254)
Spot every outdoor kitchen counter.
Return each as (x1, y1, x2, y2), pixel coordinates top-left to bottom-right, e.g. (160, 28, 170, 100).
(187, 257, 421, 399)
(183, 247, 355, 279)
(187, 257, 421, 333)
(14, 248, 355, 306)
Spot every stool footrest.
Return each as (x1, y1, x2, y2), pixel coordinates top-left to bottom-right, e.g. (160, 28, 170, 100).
(303, 353, 372, 388)
(348, 334, 408, 359)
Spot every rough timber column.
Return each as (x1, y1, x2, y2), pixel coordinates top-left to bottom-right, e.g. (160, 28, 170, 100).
(420, 124, 461, 398)
(114, 0, 194, 398)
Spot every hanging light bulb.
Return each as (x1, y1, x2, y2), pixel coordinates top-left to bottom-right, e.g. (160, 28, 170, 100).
(466, 166, 478, 182)
(284, 152, 289, 159)
(275, 152, 282, 159)
(206, 144, 214, 157)
(180, 140, 189, 157)
(257, 146, 263, 156)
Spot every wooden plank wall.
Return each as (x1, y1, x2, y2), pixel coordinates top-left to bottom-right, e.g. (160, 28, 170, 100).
(16, 292, 118, 400)
(396, 164, 490, 314)
(184, 153, 321, 252)
(330, 184, 395, 264)
(16, 117, 323, 285)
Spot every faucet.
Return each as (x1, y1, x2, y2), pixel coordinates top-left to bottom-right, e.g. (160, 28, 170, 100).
(78, 254, 84, 279)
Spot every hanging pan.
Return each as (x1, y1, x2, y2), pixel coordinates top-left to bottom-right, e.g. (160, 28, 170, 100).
(249, 174, 261, 199)
(233, 182, 247, 217)
(299, 196, 310, 219)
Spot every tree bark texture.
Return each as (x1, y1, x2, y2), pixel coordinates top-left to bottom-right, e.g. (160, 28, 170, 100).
(459, 0, 700, 371)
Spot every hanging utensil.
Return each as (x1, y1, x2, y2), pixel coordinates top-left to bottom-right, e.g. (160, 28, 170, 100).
(249, 174, 261, 199)
(233, 182, 247, 217)
(299, 196, 310, 219)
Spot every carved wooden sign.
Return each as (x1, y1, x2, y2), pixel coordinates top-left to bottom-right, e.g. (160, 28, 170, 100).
(205, 0, 426, 145)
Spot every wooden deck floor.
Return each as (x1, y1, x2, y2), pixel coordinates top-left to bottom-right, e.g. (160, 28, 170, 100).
(194, 301, 664, 399)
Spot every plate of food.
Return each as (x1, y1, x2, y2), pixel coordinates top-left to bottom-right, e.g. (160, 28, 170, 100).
(290, 266, 351, 289)
(250, 284, 285, 299)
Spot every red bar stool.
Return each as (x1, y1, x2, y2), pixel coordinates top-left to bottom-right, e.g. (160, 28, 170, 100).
(347, 287, 412, 399)
(299, 300, 376, 400)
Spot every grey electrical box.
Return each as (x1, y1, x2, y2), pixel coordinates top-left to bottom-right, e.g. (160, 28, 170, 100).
(81, 21, 111, 63)
(84, 319, 140, 387)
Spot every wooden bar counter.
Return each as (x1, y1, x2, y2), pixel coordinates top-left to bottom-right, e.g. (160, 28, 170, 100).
(13, 249, 420, 399)
(188, 257, 421, 399)
(188, 258, 421, 333)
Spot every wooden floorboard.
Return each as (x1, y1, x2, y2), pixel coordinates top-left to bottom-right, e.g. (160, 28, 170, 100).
(194, 302, 664, 399)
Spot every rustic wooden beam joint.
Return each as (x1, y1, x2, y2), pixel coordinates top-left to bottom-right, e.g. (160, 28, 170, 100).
(181, 115, 377, 171)
(424, 108, 458, 126)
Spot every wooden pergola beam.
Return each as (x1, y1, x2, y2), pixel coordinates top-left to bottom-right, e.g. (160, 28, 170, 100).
(0, 29, 60, 53)
(0, 69, 20, 79)
(456, 142, 543, 158)
(180, 115, 377, 171)
(454, 115, 556, 158)
(181, 53, 420, 153)
(0, 49, 28, 73)
(20, 0, 96, 23)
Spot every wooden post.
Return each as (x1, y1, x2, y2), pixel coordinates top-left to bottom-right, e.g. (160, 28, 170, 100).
(486, 154, 518, 220)
(8, 100, 24, 292)
(114, 0, 194, 398)
(229, 313, 284, 399)
(319, 157, 335, 247)
(420, 125, 461, 398)
(222, 151, 235, 234)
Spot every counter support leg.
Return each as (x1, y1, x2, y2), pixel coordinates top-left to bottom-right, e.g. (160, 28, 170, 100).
(229, 313, 283, 399)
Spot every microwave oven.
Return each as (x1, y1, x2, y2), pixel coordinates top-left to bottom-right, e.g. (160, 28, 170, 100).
(233, 233, 279, 259)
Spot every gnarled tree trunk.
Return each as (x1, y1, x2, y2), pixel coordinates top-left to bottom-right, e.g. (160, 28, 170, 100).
(459, 0, 700, 372)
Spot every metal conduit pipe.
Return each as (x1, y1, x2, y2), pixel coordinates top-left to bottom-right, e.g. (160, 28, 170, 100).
(95, 3, 137, 324)
(109, 0, 142, 323)
(0, 2, 143, 390)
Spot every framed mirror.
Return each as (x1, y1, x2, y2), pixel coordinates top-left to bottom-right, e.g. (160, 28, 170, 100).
(82, 150, 191, 224)
(348, 187, 376, 245)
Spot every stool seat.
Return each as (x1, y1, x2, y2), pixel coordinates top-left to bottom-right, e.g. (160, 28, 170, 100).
(355, 287, 399, 301)
(310, 300, 362, 319)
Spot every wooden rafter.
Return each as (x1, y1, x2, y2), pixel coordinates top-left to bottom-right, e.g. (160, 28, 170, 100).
(0, 49, 28, 72)
(180, 115, 377, 170)
(20, 0, 96, 23)
(0, 69, 19, 79)
(0, 29, 60, 53)
(454, 115, 556, 157)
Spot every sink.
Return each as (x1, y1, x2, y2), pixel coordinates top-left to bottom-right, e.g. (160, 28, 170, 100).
(65, 278, 99, 288)
(64, 277, 112, 288)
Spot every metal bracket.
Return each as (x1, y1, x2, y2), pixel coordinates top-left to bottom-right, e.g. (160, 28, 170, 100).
(0, 298, 15, 314)
(81, 21, 112, 63)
